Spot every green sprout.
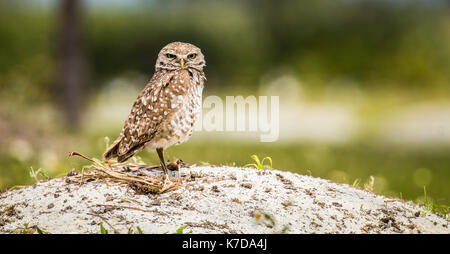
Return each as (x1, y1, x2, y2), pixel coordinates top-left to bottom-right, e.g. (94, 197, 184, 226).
(128, 226, 144, 234)
(29, 167, 49, 183)
(100, 222, 108, 234)
(173, 226, 192, 234)
(245, 155, 273, 170)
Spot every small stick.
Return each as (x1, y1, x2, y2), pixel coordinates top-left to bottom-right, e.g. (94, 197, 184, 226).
(96, 204, 166, 215)
(119, 198, 143, 206)
(93, 166, 156, 186)
(68, 152, 97, 163)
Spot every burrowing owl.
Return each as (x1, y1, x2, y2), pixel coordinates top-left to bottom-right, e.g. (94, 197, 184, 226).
(103, 42, 206, 179)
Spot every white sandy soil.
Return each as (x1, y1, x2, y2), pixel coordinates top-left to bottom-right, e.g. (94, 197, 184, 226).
(0, 166, 448, 234)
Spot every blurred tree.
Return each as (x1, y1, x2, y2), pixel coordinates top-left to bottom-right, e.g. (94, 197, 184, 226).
(55, 0, 86, 127)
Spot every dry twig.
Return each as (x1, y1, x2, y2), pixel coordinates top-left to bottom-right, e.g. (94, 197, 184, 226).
(67, 152, 185, 194)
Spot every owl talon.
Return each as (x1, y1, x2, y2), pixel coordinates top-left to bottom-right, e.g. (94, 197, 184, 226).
(159, 173, 180, 193)
(162, 173, 169, 182)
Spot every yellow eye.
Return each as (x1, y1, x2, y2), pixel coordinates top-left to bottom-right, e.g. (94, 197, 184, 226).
(188, 53, 197, 59)
(166, 53, 176, 59)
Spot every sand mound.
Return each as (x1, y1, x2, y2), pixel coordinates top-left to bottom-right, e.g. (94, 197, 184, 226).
(0, 165, 448, 234)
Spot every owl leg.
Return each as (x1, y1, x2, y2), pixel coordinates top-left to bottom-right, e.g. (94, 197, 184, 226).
(156, 147, 169, 179)
(156, 147, 179, 193)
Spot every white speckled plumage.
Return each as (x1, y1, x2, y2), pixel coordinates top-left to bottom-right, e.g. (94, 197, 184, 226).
(103, 42, 206, 163)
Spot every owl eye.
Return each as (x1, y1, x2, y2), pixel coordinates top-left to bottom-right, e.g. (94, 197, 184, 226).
(188, 53, 197, 59)
(166, 53, 176, 59)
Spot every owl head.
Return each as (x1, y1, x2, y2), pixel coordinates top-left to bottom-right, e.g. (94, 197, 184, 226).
(155, 42, 206, 72)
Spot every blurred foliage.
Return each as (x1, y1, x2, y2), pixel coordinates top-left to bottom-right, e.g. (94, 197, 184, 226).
(1, 0, 450, 103)
(0, 0, 450, 206)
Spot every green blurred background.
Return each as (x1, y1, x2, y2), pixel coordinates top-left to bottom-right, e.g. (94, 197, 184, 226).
(0, 0, 449, 206)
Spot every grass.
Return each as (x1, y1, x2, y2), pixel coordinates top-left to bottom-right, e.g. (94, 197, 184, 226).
(351, 175, 375, 192)
(421, 186, 450, 219)
(29, 167, 49, 183)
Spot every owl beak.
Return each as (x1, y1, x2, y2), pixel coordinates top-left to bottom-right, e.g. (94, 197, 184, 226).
(179, 58, 184, 69)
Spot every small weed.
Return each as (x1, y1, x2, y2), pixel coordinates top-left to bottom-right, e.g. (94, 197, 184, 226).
(245, 155, 273, 170)
(421, 210, 427, 217)
(100, 222, 108, 234)
(279, 224, 290, 234)
(255, 212, 276, 228)
(173, 226, 192, 234)
(363, 176, 374, 192)
(13, 222, 44, 234)
(36, 226, 44, 234)
(128, 226, 144, 234)
(360, 204, 370, 214)
(263, 213, 276, 227)
(29, 167, 49, 183)
(421, 186, 449, 219)
(352, 178, 361, 188)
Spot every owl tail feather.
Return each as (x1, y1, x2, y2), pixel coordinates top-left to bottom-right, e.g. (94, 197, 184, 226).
(103, 136, 144, 163)
(103, 137, 122, 161)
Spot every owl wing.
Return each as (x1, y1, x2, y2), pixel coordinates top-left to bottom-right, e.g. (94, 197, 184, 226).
(103, 70, 192, 162)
